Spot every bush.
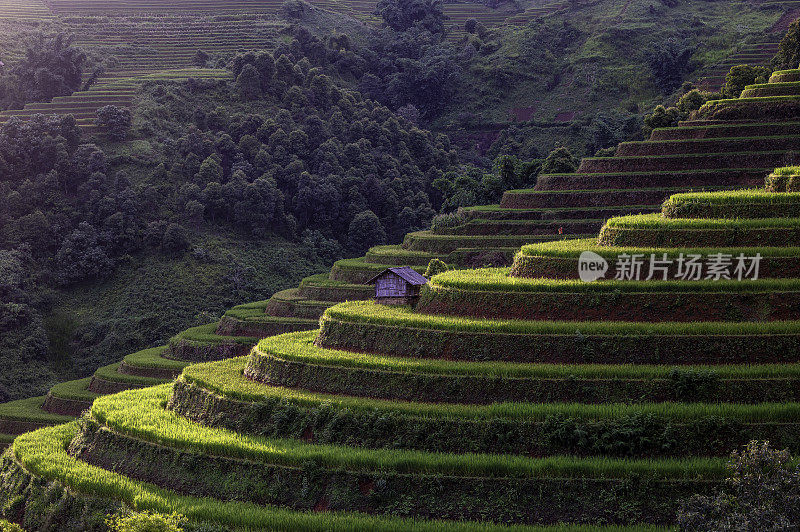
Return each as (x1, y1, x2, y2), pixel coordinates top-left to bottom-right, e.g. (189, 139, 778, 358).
(646, 38, 694, 94)
(722, 65, 772, 99)
(773, 20, 800, 70)
(676, 89, 714, 113)
(346, 210, 386, 253)
(107, 511, 187, 532)
(0, 520, 23, 532)
(424, 258, 451, 277)
(540, 147, 577, 174)
(96, 105, 132, 141)
(594, 146, 616, 157)
(678, 441, 800, 530)
(643, 105, 683, 136)
(430, 211, 466, 231)
(161, 223, 190, 253)
(765, 166, 800, 192)
(235, 64, 261, 100)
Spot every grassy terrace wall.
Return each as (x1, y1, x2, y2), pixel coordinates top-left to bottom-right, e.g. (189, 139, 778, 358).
(416, 269, 800, 322)
(576, 151, 796, 173)
(534, 169, 769, 190)
(741, 82, 800, 98)
(64, 387, 715, 526)
(316, 302, 800, 365)
(615, 136, 800, 156)
(509, 239, 800, 279)
(248, 332, 800, 405)
(769, 69, 800, 83)
(498, 188, 711, 209)
(661, 189, 800, 218)
(597, 214, 800, 247)
(648, 121, 800, 141)
(6, 423, 641, 532)
(696, 96, 800, 121)
(169, 360, 800, 459)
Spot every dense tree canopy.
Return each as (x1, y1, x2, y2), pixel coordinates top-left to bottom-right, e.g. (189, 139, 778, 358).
(376, 0, 448, 34)
(0, 33, 85, 110)
(773, 20, 800, 70)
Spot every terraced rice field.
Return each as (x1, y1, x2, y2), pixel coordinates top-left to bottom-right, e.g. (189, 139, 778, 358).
(7, 163, 800, 527)
(4, 2, 800, 529)
(3, 71, 800, 451)
(0, 0, 53, 20)
(697, 1, 800, 92)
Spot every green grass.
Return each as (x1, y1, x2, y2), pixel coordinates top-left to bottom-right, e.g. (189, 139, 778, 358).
(298, 273, 356, 287)
(256, 331, 800, 380)
(603, 213, 800, 230)
(92, 362, 169, 387)
(774, 166, 800, 176)
(123, 347, 188, 371)
(429, 267, 800, 294)
(701, 95, 800, 106)
(47, 378, 98, 402)
(333, 257, 427, 272)
(519, 238, 800, 258)
(89, 385, 728, 480)
(169, 322, 258, 345)
(662, 189, 800, 218)
(0, 396, 73, 424)
(664, 189, 800, 204)
(182, 357, 800, 423)
(11, 423, 654, 532)
(324, 300, 800, 337)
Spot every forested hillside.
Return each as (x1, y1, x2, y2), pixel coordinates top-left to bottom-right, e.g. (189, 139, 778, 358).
(0, 0, 795, 401)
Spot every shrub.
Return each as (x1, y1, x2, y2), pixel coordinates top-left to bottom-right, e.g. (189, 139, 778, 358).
(643, 105, 682, 136)
(192, 50, 209, 67)
(540, 146, 577, 174)
(678, 441, 800, 530)
(676, 89, 714, 113)
(346, 210, 386, 253)
(773, 20, 800, 70)
(235, 64, 261, 100)
(96, 105, 132, 141)
(722, 65, 772, 99)
(161, 223, 190, 253)
(646, 38, 694, 94)
(765, 166, 800, 192)
(107, 511, 187, 532)
(424, 258, 451, 277)
(593, 146, 616, 157)
(0, 520, 23, 532)
(430, 211, 466, 231)
(464, 18, 478, 34)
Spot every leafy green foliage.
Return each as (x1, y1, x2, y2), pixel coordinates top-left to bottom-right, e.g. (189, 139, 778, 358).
(678, 441, 800, 530)
(107, 511, 187, 532)
(722, 65, 772, 99)
(646, 38, 694, 94)
(0, 33, 84, 110)
(773, 20, 800, 70)
(540, 147, 577, 175)
(96, 105, 132, 141)
(376, 0, 447, 34)
(0, 520, 23, 532)
(346, 210, 387, 253)
(424, 258, 451, 277)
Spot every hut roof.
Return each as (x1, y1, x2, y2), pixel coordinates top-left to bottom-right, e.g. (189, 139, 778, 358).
(367, 267, 428, 286)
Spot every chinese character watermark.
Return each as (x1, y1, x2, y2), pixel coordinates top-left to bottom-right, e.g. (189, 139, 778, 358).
(578, 252, 761, 282)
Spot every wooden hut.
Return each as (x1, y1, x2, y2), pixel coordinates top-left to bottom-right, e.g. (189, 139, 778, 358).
(367, 267, 428, 305)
